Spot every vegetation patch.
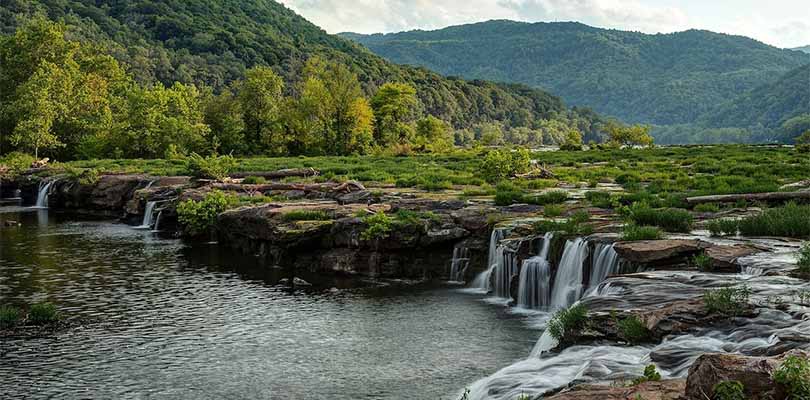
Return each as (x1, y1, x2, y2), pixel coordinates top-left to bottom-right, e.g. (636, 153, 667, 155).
(625, 203, 693, 232)
(242, 176, 268, 184)
(736, 203, 810, 238)
(547, 303, 588, 342)
(621, 225, 664, 241)
(773, 355, 810, 399)
(177, 191, 237, 236)
(616, 314, 652, 345)
(691, 252, 713, 272)
(704, 285, 751, 317)
(186, 153, 238, 181)
(631, 365, 662, 386)
(707, 219, 740, 237)
(0, 305, 21, 328)
(712, 381, 746, 400)
(28, 302, 59, 325)
(281, 210, 332, 222)
(360, 212, 394, 241)
(533, 211, 593, 236)
(797, 244, 810, 279)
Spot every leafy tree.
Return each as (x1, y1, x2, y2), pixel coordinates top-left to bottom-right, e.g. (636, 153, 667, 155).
(475, 123, 505, 146)
(796, 130, 810, 153)
(414, 115, 453, 153)
(236, 66, 285, 154)
(204, 88, 245, 154)
(606, 121, 654, 147)
(371, 83, 420, 146)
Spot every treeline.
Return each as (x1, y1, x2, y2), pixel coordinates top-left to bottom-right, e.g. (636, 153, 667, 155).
(0, 18, 608, 160)
(0, 0, 608, 144)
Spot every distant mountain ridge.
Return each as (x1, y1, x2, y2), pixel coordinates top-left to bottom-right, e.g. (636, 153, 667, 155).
(344, 20, 810, 126)
(794, 45, 810, 54)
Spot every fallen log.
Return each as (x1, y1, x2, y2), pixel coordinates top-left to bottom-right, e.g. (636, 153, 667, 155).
(211, 180, 364, 194)
(229, 168, 319, 179)
(686, 191, 810, 205)
(515, 164, 556, 180)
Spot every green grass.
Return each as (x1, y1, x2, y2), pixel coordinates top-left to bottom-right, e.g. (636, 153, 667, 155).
(704, 285, 751, 317)
(585, 191, 613, 208)
(28, 302, 59, 325)
(773, 355, 810, 399)
(547, 303, 588, 342)
(694, 203, 720, 213)
(242, 176, 267, 184)
(737, 203, 810, 238)
(625, 203, 693, 232)
(616, 315, 651, 344)
(0, 305, 21, 328)
(543, 204, 564, 217)
(691, 252, 713, 271)
(631, 365, 662, 386)
(706, 219, 740, 237)
(533, 211, 593, 236)
(621, 225, 663, 241)
(712, 381, 745, 400)
(280, 210, 332, 221)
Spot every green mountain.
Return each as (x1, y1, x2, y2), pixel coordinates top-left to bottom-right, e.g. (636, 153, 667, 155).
(0, 1, 598, 133)
(794, 45, 810, 54)
(344, 20, 809, 126)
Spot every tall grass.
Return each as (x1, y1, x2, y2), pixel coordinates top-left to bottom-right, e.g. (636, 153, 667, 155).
(626, 203, 693, 232)
(737, 203, 810, 238)
(621, 224, 663, 241)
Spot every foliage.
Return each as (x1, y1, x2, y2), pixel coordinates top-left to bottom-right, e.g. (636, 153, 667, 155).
(176, 190, 236, 236)
(625, 203, 693, 232)
(543, 204, 564, 218)
(704, 285, 751, 317)
(349, 21, 809, 128)
(414, 115, 453, 153)
(773, 355, 810, 399)
(712, 381, 746, 400)
(0, 152, 36, 177)
(632, 365, 662, 386)
(694, 203, 720, 213)
(585, 191, 613, 208)
(737, 203, 810, 238)
(371, 83, 420, 146)
(797, 243, 810, 278)
(281, 210, 332, 222)
(547, 303, 588, 341)
(533, 213, 593, 236)
(796, 130, 810, 153)
(621, 225, 664, 241)
(28, 302, 58, 325)
(616, 315, 651, 345)
(691, 252, 713, 272)
(242, 176, 267, 185)
(706, 219, 739, 237)
(360, 212, 394, 241)
(0, 305, 21, 327)
(186, 153, 237, 180)
(605, 121, 654, 147)
(480, 148, 532, 183)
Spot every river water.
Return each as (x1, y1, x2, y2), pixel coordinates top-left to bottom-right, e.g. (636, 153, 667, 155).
(0, 208, 537, 399)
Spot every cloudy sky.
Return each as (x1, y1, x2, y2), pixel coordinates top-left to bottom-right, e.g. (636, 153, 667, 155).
(278, 0, 810, 48)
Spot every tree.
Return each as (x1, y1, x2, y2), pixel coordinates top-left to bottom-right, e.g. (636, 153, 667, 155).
(236, 66, 285, 154)
(414, 115, 453, 153)
(605, 121, 654, 147)
(371, 83, 420, 146)
(560, 129, 583, 151)
(204, 88, 245, 155)
(475, 123, 505, 146)
(796, 131, 810, 153)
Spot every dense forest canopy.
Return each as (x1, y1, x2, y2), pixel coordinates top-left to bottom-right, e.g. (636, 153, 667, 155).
(0, 0, 607, 142)
(344, 20, 809, 128)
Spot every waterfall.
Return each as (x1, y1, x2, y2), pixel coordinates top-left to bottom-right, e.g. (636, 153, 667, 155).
(589, 243, 620, 290)
(550, 238, 589, 309)
(517, 233, 554, 309)
(492, 245, 518, 298)
(153, 210, 164, 232)
(136, 201, 158, 229)
(33, 180, 55, 208)
(449, 245, 470, 282)
(472, 228, 509, 292)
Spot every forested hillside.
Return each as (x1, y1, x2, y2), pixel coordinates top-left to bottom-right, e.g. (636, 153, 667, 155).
(794, 45, 810, 54)
(344, 20, 809, 126)
(0, 0, 603, 137)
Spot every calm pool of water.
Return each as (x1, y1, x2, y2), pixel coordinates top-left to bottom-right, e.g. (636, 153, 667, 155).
(0, 208, 537, 399)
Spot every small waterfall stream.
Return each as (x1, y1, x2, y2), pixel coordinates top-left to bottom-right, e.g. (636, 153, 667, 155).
(550, 238, 589, 309)
(472, 228, 510, 292)
(449, 245, 470, 282)
(516, 233, 554, 309)
(135, 201, 162, 230)
(589, 242, 620, 290)
(33, 180, 55, 208)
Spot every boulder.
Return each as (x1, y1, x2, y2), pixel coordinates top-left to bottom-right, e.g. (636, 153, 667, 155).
(547, 379, 686, 400)
(684, 350, 809, 400)
(614, 239, 708, 264)
(704, 245, 762, 272)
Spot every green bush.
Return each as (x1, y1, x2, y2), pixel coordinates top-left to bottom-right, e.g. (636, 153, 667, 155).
(533, 213, 593, 236)
(547, 303, 588, 341)
(479, 148, 531, 183)
(525, 190, 569, 206)
(617, 315, 651, 344)
(621, 225, 663, 241)
(691, 252, 713, 271)
(704, 285, 751, 317)
(177, 190, 237, 236)
(361, 212, 393, 241)
(694, 203, 720, 213)
(543, 204, 564, 217)
(626, 203, 693, 232)
(494, 181, 524, 206)
(281, 210, 332, 221)
(64, 166, 101, 185)
(632, 364, 662, 385)
(737, 203, 810, 238)
(585, 191, 613, 208)
(186, 153, 237, 180)
(29, 302, 58, 325)
(773, 355, 810, 399)
(0, 305, 21, 328)
(242, 176, 267, 184)
(796, 243, 810, 278)
(0, 152, 36, 177)
(706, 219, 739, 237)
(712, 381, 745, 400)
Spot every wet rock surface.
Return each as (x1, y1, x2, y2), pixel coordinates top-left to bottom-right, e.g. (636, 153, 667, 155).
(547, 379, 686, 400)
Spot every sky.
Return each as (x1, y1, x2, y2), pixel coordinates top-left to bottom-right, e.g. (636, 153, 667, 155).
(278, 0, 810, 48)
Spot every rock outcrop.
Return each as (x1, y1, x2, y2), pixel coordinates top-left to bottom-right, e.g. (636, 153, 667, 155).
(614, 239, 707, 265)
(548, 380, 686, 400)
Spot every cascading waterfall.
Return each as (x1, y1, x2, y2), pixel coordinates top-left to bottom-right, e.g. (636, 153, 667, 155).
(153, 210, 164, 232)
(492, 245, 518, 298)
(550, 238, 589, 309)
(136, 201, 158, 229)
(516, 233, 554, 309)
(472, 228, 509, 292)
(449, 245, 470, 282)
(33, 180, 55, 208)
(589, 243, 620, 290)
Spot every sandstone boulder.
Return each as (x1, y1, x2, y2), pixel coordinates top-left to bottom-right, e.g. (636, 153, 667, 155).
(704, 244, 762, 272)
(614, 239, 708, 265)
(547, 379, 686, 400)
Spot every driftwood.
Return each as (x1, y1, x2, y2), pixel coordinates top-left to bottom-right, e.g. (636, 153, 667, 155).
(686, 191, 810, 205)
(229, 168, 319, 179)
(211, 180, 365, 194)
(516, 165, 556, 180)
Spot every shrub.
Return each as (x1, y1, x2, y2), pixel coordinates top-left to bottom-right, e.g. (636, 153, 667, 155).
(547, 303, 588, 341)
(29, 302, 58, 325)
(737, 203, 810, 238)
(177, 191, 237, 236)
(691, 252, 713, 271)
(525, 190, 569, 206)
(585, 191, 613, 208)
(186, 153, 237, 180)
(632, 365, 662, 385)
(694, 203, 720, 213)
(626, 203, 693, 232)
(797, 243, 810, 278)
(65, 166, 101, 185)
(533, 213, 593, 236)
(0, 305, 21, 327)
(621, 225, 663, 241)
(712, 381, 745, 400)
(706, 219, 739, 237)
(543, 204, 564, 217)
(361, 212, 393, 241)
(281, 210, 331, 221)
(773, 355, 810, 399)
(242, 176, 267, 184)
(479, 148, 531, 183)
(617, 315, 651, 344)
(494, 181, 524, 206)
(0, 152, 36, 178)
(704, 285, 751, 317)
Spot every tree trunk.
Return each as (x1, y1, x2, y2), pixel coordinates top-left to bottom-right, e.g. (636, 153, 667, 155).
(686, 191, 810, 204)
(229, 168, 319, 179)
